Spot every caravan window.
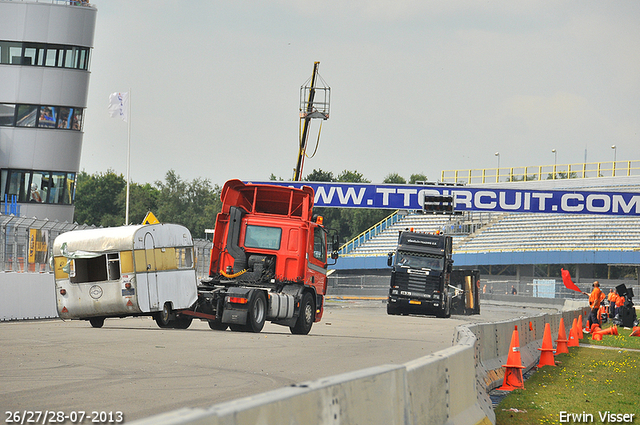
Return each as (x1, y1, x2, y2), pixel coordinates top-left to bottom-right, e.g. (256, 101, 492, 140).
(175, 247, 193, 269)
(107, 253, 121, 280)
(70, 253, 120, 283)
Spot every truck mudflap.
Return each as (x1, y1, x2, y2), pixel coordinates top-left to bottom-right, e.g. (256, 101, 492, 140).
(221, 287, 253, 325)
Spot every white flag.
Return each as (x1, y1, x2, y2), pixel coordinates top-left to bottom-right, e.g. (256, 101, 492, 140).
(108, 92, 129, 122)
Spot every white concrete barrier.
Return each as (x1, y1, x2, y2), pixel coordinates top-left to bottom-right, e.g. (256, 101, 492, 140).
(1, 273, 57, 321)
(131, 365, 408, 425)
(129, 300, 590, 425)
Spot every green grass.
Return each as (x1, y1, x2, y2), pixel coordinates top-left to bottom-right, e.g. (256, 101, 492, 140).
(581, 323, 640, 350)
(495, 323, 640, 425)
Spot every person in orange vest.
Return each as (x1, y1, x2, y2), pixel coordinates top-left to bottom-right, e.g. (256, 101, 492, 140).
(584, 281, 604, 327)
(608, 289, 619, 318)
(614, 290, 625, 318)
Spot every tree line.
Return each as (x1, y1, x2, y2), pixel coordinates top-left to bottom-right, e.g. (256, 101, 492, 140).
(74, 169, 428, 242)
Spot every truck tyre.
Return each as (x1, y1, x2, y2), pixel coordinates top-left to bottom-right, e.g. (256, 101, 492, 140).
(436, 292, 451, 318)
(247, 291, 266, 333)
(154, 303, 174, 328)
(89, 317, 105, 328)
(290, 292, 314, 335)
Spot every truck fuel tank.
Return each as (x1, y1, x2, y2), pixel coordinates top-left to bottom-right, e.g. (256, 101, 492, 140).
(268, 293, 295, 320)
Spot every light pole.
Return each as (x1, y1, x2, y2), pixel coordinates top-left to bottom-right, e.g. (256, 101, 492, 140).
(552, 149, 557, 179)
(611, 145, 617, 176)
(495, 152, 500, 169)
(494, 152, 500, 183)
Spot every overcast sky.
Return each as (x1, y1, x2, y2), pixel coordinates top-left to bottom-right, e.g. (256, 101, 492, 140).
(81, 1, 640, 187)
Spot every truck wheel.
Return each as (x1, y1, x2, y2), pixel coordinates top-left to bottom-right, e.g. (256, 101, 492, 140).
(444, 293, 452, 318)
(89, 317, 105, 328)
(208, 320, 228, 331)
(290, 292, 314, 335)
(173, 315, 193, 329)
(154, 303, 174, 328)
(247, 291, 266, 333)
(437, 295, 451, 318)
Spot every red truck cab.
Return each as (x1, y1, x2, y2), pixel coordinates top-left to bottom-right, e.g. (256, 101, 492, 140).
(203, 180, 334, 333)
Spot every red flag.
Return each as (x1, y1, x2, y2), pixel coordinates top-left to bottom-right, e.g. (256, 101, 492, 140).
(561, 268, 582, 292)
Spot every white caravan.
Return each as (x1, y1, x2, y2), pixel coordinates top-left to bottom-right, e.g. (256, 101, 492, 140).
(52, 224, 198, 328)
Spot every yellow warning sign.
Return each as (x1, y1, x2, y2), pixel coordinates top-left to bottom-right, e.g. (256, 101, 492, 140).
(142, 211, 160, 225)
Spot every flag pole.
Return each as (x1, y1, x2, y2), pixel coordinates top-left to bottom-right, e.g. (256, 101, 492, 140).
(125, 88, 131, 225)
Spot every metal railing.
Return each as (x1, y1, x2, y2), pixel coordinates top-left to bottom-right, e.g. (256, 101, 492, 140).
(1, 0, 93, 6)
(338, 210, 400, 255)
(441, 160, 640, 185)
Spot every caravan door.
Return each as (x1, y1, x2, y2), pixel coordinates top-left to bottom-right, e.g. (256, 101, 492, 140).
(144, 232, 159, 310)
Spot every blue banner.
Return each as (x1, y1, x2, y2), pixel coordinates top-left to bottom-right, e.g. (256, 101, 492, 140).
(246, 181, 640, 216)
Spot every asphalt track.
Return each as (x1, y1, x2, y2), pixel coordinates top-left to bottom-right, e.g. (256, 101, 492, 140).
(0, 299, 558, 422)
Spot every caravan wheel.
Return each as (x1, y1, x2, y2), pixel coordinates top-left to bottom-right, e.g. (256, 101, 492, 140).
(173, 315, 193, 329)
(154, 303, 174, 328)
(89, 317, 105, 328)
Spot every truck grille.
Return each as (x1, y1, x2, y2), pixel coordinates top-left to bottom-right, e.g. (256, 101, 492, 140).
(395, 272, 440, 294)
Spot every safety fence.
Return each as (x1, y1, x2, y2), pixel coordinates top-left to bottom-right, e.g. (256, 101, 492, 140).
(128, 298, 590, 425)
(0, 215, 95, 273)
(0, 215, 212, 278)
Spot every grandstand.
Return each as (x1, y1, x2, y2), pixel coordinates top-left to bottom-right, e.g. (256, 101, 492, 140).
(344, 212, 640, 256)
(335, 175, 640, 274)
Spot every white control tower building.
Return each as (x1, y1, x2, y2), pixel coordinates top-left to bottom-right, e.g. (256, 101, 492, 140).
(0, 0, 97, 222)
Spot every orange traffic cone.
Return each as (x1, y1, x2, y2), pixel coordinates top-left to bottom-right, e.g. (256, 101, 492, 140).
(577, 315, 584, 339)
(630, 327, 640, 337)
(568, 318, 579, 347)
(592, 332, 603, 341)
(590, 323, 600, 333)
(594, 325, 618, 337)
(498, 325, 525, 391)
(537, 323, 555, 368)
(555, 318, 569, 355)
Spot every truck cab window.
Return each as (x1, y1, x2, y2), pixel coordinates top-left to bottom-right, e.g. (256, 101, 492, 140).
(313, 227, 326, 262)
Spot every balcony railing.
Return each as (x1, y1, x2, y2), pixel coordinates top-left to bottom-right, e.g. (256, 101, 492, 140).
(1, 0, 92, 6)
(441, 160, 640, 185)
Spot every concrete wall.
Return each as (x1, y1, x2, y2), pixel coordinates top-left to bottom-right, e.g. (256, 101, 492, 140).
(129, 299, 589, 425)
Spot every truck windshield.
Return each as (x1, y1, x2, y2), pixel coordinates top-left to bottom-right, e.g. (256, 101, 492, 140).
(396, 252, 443, 270)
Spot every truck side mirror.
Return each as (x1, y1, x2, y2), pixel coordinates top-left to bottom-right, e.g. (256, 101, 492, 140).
(387, 252, 393, 267)
(332, 235, 340, 252)
(330, 251, 339, 260)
